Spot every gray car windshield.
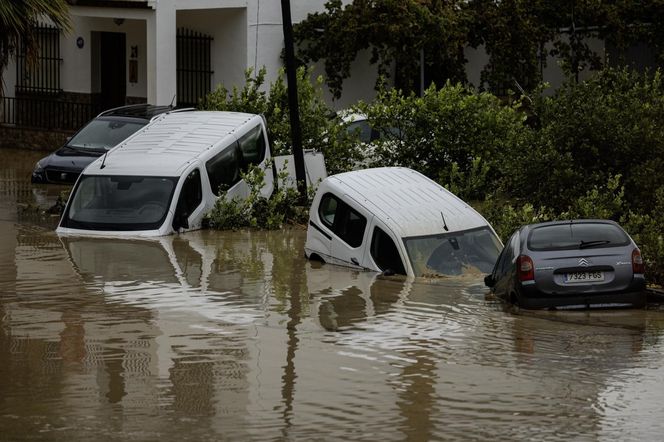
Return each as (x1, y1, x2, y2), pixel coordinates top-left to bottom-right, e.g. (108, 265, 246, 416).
(62, 175, 177, 231)
(67, 119, 145, 151)
(404, 227, 502, 277)
(528, 222, 630, 251)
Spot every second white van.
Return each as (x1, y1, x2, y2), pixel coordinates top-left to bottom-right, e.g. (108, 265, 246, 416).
(305, 167, 503, 278)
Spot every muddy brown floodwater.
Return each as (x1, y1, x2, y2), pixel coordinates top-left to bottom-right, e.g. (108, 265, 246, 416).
(2, 148, 664, 441)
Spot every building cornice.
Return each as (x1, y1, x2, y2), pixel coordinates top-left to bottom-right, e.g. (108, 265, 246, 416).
(66, 0, 150, 9)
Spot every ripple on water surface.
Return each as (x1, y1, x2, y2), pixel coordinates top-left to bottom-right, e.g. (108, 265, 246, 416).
(2, 153, 664, 441)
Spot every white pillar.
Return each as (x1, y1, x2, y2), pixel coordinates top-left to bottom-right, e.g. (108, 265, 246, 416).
(147, 0, 176, 105)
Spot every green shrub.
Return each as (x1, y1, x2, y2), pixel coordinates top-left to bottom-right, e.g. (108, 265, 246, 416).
(621, 188, 664, 286)
(201, 65, 664, 286)
(476, 197, 554, 242)
(356, 82, 531, 200)
(205, 162, 310, 231)
(200, 66, 362, 175)
(516, 68, 664, 213)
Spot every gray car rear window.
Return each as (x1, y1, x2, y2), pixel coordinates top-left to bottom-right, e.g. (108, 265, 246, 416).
(527, 223, 630, 251)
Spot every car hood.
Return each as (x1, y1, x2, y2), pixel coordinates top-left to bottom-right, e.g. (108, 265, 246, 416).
(41, 148, 103, 170)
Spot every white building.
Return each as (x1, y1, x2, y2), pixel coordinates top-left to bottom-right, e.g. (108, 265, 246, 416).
(0, 0, 653, 144)
(2, 0, 377, 112)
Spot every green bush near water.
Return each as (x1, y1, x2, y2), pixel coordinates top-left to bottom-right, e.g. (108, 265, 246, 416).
(201, 67, 664, 285)
(199, 67, 363, 174)
(204, 162, 309, 231)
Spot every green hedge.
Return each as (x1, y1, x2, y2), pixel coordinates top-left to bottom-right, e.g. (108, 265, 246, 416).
(202, 67, 664, 285)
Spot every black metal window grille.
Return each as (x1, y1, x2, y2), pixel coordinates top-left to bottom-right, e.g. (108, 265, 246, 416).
(177, 28, 213, 107)
(16, 24, 62, 94)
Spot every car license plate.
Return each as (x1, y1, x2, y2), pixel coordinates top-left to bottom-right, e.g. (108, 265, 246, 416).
(564, 271, 604, 283)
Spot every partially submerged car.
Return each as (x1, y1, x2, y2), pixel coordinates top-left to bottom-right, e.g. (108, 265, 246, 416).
(32, 104, 182, 184)
(57, 111, 274, 237)
(304, 167, 503, 278)
(484, 220, 646, 309)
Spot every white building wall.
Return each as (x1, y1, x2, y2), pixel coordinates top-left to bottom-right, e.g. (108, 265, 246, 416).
(542, 36, 606, 92)
(310, 48, 383, 110)
(464, 38, 607, 94)
(3, 57, 17, 98)
(2, 1, 611, 112)
(464, 45, 487, 91)
(245, 0, 377, 109)
(176, 8, 247, 95)
(62, 15, 148, 98)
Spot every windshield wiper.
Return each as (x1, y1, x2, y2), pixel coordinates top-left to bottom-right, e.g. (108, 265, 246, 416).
(65, 144, 107, 155)
(579, 240, 611, 249)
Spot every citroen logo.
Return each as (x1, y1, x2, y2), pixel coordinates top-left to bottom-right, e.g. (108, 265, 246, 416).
(578, 258, 590, 267)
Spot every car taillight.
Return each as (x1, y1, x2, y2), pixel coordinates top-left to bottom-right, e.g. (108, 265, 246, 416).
(517, 255, 535, 281)
(632, 248, 645, 274)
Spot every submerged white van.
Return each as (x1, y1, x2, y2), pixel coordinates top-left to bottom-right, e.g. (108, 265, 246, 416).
(57, 111, 274, 237)
(304, 167, 503, 278)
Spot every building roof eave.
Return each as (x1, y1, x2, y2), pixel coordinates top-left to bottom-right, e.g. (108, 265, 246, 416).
(66, 0, 150, 9)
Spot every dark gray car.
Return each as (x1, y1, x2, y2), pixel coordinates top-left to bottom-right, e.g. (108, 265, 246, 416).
(484, 220, 646, 309)
(31, 104, 180, 184)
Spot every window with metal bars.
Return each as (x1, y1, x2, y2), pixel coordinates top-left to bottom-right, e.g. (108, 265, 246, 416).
(176, 28, 213, 107)
(15, 24, 62, 94)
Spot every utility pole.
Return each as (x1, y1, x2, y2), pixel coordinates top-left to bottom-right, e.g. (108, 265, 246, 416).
(280, 0, 307, 202)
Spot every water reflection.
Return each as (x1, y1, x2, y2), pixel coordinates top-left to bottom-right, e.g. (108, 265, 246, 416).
(3, 147, 664, 440)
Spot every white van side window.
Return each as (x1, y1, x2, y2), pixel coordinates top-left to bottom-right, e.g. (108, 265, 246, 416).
(206, 143, 241, 195)
(238, 125, 266, 171)
(318, 193, 367, 248)
(318, 194, 338, 227)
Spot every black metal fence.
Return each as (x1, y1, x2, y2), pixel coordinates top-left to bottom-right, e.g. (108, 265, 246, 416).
(0, 96, 102, 131)
(177, 28, 213, 107)
(16, 24, 62, 94)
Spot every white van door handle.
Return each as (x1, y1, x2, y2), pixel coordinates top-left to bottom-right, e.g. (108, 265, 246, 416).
(351, 257, 359, 265)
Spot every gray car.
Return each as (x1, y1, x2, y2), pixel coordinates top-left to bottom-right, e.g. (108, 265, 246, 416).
(484, 220, 646, 309)
(31, 104, 180, 184)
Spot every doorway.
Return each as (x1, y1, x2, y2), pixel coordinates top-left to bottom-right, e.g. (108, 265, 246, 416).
(95, 32, 126, 110)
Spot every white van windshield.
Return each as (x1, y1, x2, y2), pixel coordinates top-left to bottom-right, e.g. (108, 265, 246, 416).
(404, 227, 502, 277)
(61, 175, 178, 231)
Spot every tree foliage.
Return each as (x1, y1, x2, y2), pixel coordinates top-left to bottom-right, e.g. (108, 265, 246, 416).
(0, 0, 70, 94)
(294, 0, 664, 96)
(294, 0, 469, 98)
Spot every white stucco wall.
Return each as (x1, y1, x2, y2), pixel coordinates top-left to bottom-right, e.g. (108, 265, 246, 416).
(3, 58, 17, 98)
(176, 8, 247, 93)
(62, 15, 147, 98)
(2, 1, 611, 111)
(246, 0, 378, 109)
(464, 37, 607, 94)
(310, 49, 384, 111)
(464, 45, 488, 91)
(542, 36, 606, 93)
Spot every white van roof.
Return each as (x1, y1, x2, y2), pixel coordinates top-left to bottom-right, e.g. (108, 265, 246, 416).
(322, 167, 490, 238)
(83, 111, 261, 177)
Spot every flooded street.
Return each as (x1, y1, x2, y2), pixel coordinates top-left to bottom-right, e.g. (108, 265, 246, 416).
(2, 148, 664, 441)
